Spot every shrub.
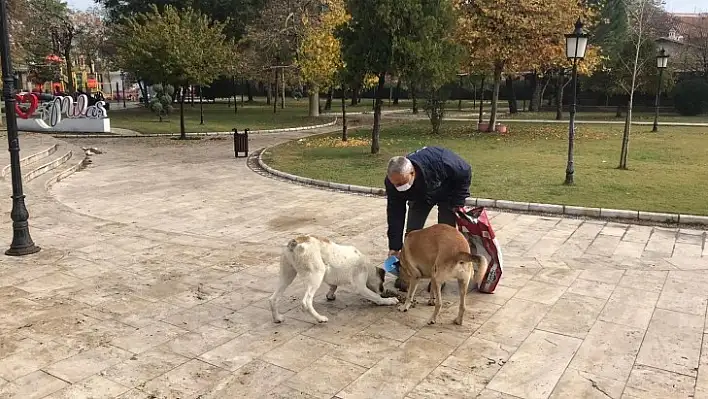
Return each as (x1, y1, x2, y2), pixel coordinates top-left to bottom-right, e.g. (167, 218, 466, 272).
(673, 79, 708, 116)
(149, 84, 175, 121)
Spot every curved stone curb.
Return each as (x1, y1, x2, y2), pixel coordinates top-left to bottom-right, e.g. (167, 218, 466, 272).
(257, 146, 708, 227)
(1, 143, 58, 179)
(24, 150, 73, 183)
(50, 118, 338, 139)
(44, 152, 90, 190)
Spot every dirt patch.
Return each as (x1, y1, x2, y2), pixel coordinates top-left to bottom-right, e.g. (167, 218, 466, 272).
(267, 214, 317, 230)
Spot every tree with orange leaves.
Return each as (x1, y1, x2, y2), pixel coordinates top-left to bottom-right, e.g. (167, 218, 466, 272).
(455, 0, 600, 131)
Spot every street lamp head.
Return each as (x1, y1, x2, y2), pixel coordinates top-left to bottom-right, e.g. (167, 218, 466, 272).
(565, 18, 589, 60)
(656, 47, 669, 69)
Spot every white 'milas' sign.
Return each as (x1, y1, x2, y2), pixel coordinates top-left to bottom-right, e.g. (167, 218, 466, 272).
(16, 93, 111, 133)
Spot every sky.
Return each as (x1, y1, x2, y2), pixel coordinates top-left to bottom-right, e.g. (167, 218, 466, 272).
(664, 0, 705, 13)
(66, 0, 705, 12)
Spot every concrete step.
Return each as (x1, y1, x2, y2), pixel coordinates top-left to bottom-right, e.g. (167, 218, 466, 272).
(0, 135, 88, 224)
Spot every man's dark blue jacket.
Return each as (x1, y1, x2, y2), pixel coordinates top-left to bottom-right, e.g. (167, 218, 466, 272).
(384, 146, 472, 251)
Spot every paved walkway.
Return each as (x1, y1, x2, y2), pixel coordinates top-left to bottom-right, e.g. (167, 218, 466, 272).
(0, 126, 706, 398)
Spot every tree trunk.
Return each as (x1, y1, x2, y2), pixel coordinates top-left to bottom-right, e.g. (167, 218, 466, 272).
(64, 52, 75, 93)
(232, 76, 237, 114)
(179, 87, 186, 140)
(266, 83, 272, 105)
(138, 81, 149, 106)
(411, 83, 418, 114)
(324, 88, 333, 111)
(506, 76, 518, 114)
(529, 73, 539, 112)
(199, 85, 204, 125)
(539, 75, 551, 111)
(190, 85, 194, 107)
(281, 68, 285, 109)
(371, 73, 386, 154)
(472, 83, 477, 108)
(488, 63, 503, 132)
(478, 76, 485, 124)
(342, 86, 348, 142)
(619, 100, 633, 169)
(393, 80, 401, 105)
(308, 88, 320, 117)
(247, 80, 254, 102)
(273, 68, 278, 114)
(555, 73, 565, 120)
(350, 83, 360, 106)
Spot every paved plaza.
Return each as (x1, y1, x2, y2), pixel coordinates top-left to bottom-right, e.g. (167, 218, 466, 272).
(0, 127, 707, 398)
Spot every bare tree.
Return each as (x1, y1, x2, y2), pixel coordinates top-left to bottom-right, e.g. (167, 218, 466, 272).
(616, 0, 664, 170)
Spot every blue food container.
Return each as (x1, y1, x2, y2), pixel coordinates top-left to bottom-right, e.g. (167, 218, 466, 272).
(383, 255, 401, 275)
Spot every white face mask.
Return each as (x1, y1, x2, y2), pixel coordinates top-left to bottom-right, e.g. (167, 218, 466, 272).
(395, 178, 414, 192)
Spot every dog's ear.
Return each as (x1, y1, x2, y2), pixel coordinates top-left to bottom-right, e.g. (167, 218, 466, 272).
(377, 267, 385, 282)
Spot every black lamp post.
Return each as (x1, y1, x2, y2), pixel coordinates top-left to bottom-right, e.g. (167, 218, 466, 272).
(652, 48, 669, 133)
(0, 0, 40, 256)
(563, 18, 589, 185)
(120, 71, 126, 108)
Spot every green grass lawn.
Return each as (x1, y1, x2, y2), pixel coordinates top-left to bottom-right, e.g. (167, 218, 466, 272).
(499, 111, 708, 123)
(110, 102, 330, 134)
(264, 121, 708, 215)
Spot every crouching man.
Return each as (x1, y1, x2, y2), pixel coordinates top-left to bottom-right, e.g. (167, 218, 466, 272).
(384, 146, 473, 291)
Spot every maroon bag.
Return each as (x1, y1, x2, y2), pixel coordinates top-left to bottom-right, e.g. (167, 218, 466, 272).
(454, 206, 504, 294)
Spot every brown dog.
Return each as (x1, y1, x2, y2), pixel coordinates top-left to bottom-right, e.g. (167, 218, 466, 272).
(397, 223, 488, 325)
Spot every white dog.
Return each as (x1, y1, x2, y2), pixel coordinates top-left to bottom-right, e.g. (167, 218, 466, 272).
(269, 235, 399, 323)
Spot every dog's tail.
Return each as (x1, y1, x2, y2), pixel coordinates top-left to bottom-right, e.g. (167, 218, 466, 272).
(454, 252, 489, 287)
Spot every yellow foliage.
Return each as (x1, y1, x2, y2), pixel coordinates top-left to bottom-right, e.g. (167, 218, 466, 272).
(454, 0, 601, 76)
(298, 0, 349, 89)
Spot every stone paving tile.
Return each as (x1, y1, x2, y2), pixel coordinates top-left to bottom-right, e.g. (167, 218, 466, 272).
(598, 286, 658, 329)
(487, 330, 582, 399)
(0, 370, 69, 399)
(568, 320, 645, 382)
(42, 375, 130, 399)
(337, 336, 453, 398)
(623, 365, 696, 399)
(695, 335, 708, 399)
(0, 340, 78, 381)
(536, 293, 606, 339)
(406, 364, 487, 398)
(473, 298, 551, 347)
(101, 346, 189, 389)
(0, 132, 702, 398)
(285, 355, 366, 399)
(635, 308, 704, 377)
(202, 359, 295, 398)
(549, 368, 626, 399)
(42, 345, 133, 383)
(140, 359, 231, 398)
(199, 318, 312, 371)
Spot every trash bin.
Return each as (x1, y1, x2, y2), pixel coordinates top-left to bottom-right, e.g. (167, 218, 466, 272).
(233, 128, 249, 158)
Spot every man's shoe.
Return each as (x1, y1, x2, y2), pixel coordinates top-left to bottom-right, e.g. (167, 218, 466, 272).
(394, 278, 408, 292)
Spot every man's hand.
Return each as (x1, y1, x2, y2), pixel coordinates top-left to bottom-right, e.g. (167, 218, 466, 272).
(388, 250, 400, 257)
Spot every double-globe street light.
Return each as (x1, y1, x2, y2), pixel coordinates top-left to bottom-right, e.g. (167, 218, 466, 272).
(652, 48, 669, 132)
(563, 18, 589, 185)
(0, 0, 40, 255)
